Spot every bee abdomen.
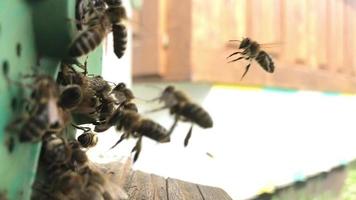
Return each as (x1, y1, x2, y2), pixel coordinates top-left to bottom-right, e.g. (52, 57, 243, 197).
(180, 103, 213, 128)
(112, 24, 127, 59)
(69, 27, 105, 57)
(256, 51, 274, 73)
(137, 120, 169, 142)
(78, 132, 98, 148)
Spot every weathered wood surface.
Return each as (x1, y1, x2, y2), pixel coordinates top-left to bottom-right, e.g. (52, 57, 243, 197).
(132, 0, 356, 92)
(101, 160, 232, 200)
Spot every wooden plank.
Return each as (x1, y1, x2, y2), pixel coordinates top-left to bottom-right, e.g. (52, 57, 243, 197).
(164, 0, 192, 80)
(326, 0, 344, 72)
(197, 184, 232, 200)
(306, 0, 328, 69)
(132, 0, 166, 77)
(282, 0, 309, 65)
(247, 0, 281, 43)
(172, 179, 203, 200)
(167, 178, 185, 200)
(127, 170, 154, 200)
(151, 174, 168, 200)
(343, 0, 356, 75)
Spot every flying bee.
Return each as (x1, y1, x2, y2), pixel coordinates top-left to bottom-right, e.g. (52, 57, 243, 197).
(227, 37, 275, 80)
(149, 86, 213, 147)
(69, 0, 128, 59)
(6, 75, 65, 142)
(111, 82, 138, 112)
(73, 124, 99, 148)
(95, 109, 169, 162)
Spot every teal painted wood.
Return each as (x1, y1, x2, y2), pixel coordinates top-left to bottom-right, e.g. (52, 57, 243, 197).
(0, 0, 102, 199)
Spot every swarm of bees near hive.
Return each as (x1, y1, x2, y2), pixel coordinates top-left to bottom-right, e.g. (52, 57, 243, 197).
(1, 0, 217, 199)
(1, 0, 278, 199)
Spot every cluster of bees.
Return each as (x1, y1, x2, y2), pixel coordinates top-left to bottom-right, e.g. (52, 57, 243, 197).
(1, 0, 277, 199)
(3, 0, 215, 199)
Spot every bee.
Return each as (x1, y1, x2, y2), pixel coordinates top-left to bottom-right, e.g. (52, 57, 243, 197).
(227, 37, 275, 80)
(69, 0, 127, 59)
(95, 109, 169, 162)
(40, 133, 72, 169)
(149, 86, 213, 147)
(6, 75, 65, 142)
(111, 82, 138, 112)
(58, 62, 101, 122)
(73, 124, 99, 148)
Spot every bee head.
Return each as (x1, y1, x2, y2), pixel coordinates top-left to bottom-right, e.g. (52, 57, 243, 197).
(239, 38, 251, 49)
(113, 82, 126, 91)
(163, 86, 175, 95)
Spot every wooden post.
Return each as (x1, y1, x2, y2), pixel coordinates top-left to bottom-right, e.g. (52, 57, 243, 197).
(164, 0, 192, 80)
(132, 0, 166, 77)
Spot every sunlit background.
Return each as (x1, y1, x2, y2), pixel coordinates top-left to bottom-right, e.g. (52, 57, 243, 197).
(86, 0, 356, 199)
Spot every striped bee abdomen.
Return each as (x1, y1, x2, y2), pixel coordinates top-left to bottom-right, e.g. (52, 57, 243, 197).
(178, 103, 213, 128)
(112, 24, 127, 59)
(68, 26, 106, 57)
(137, 119, 169, 142)
(256, 51, 274, 73)
(77, 132, 98, 148)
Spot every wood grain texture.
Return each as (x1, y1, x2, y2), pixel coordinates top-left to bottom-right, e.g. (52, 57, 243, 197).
(151, 174, 168, 200)
(127, 170, 154, 200)
(197, 184, 233, 200)
(94, 160, 232, 200)
(171, 179, 204, 200)
(167, 178, 186, 200)
(326, 0, 344, 72)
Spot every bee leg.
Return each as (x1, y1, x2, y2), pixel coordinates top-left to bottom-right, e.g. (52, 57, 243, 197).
(184, 125, 193, 147)
(144, 105, 170, 114)
(228, 56, 245, 63)
(226, 51, 242, 59)
(240, 63, 252, 80)
(71, 123, 91, 133)
(167, 116, 179, 137)
(110, 132, 129, 149)
(131, 136, 143, 162)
